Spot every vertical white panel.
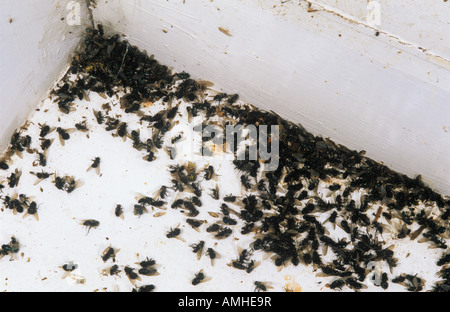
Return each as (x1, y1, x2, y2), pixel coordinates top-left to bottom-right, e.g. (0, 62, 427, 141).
(0, 0, 91, 151)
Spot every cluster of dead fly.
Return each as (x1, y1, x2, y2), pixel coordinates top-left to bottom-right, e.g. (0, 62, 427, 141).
(0, 124, 93, 221)
(102, 251, 159, 292)
(69, 27, 449, 291)
(1, 25, 449, 292)
(59, 249, 158, 292)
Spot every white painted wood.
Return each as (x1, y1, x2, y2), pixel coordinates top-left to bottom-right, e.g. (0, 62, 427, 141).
(310, 0, 450, 60)
(0, 0, 90, 151)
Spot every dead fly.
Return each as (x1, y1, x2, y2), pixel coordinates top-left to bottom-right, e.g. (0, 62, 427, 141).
(204, 165, 218, 181)
(75, 120, 89, 132)
(87, 157, 101, 175)
(135, 194, 166, 209)
(190, 196, 202, 207)
(16, 193, 32, 211)
(115, 204, 124, 218)
(186, 106, 198, 123)
(339, 220, 352, 234)
(183, 161, 198, 182)
(39, 123, 54, 138)
(23, 201, 39, 221)
(7, 169, 22, 188)
(60, 262, 78, 278)
(143, 151, 156, 162)
(153, 185, 169, 199)
(93, 109, 105, 124)
(213, 92, 228, 103)
(189, 182, 203, 197)
(205, 248, 220, 266)
(240, 174, 252, 191)
(54, 176, 66, 191)
(190, 240, 205, 260)
(186, 218, 204, 232)
(392, 221, 410, 239)
(124, 266, 141, 285)
(80, 219, 100, 234)
(222, 216, 237, 226)
(129, 130, 144, 151)
(40, 138, 54, 150)
(65, 177, 82, 193)
(0, 159, 9, 170)
(169, 164, 189, 186)
(166, 225, 185, 242)
(223, 194, 237, 203)
(2, 193, 18, 212)
(148, 198, 166, 209)
(191, 270, 211, 286)
(30, 171, 52, 185)
(227, 93, 239, 104)
(206, 223, 221, 233)
(437, 252, 450, 266)
(254, 281, 273, 292)
(329, 279, 346, 290)
(302, 203, 315, 214)
(328, 184, 341, 191)
(61, 262, 78, 272)
(101, 246, 120, 262)
(210, 184, 220, 200)
(0, 236, 20, 259)
(137, 257, 157, 268)
(35, 150, 47, 167)
(215, 227, 232, 240)
(101, 264, 121, 276)
(241, 222, 255, 235)
(392, 274, 425, 292)
(53, 175, 82, 193)
(132, 284, 155, 292)
(56, 127, 74, 146)
(171, 133, 183, 144)
(116, 122, 128, 141)
(167, 105, 179, 120)
(230, 248, 258, 273)
(9, 131, 32, 155)
(138, 266, 159, 277)
(182, 200, 200, 217)
(325, 210, 338, 229)
(134, 204, 148, 217)
(152, 131, 164, 149)
(345, 277, 367, 291)
(221, 202, 239, 216)
(105, 117, 119, 131)
(380, 272, 389, 289)
(171, 199, 184, 209)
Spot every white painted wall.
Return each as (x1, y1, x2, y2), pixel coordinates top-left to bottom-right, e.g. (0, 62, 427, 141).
(310, 0, 450, 61)
(0, 0, 90, 151)
(92, 0, 450, 195)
